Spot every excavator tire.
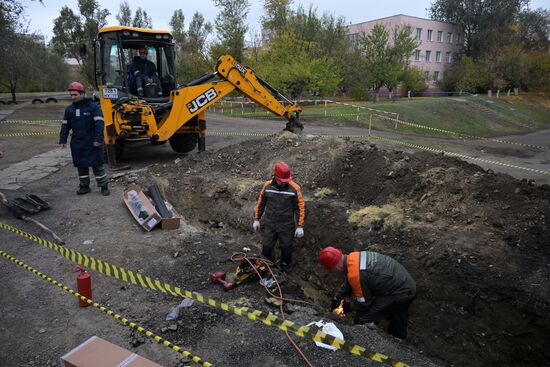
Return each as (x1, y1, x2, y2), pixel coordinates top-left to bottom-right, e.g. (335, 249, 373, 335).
(169, 133, 198, 153)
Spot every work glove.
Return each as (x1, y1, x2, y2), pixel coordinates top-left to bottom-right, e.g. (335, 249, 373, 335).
(294, 227, 304, 238)
(253, 220, 260, 232)
(330, 298, 341, 312)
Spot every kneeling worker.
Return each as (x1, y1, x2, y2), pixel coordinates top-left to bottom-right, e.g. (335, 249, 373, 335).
(319, 246, 416, 339)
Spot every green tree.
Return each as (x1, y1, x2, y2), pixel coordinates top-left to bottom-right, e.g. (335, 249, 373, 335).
(522, 51, 550, 92)
(261, 0, 292, 37)
(132, 8, 152, 29)
(400, 67, 428, 96)
(430, 0, 529, 58)
(359, 24, 419, 101)
(52, 0, 110, 85)
(170, 9, 186, 47)
(210, 0, 250, 61)
(516, 8, 550, 52)
(254, 4, 347, 98)
(116, 1, 132, 26)
(170, 11, 212, 82)
(249, 32, 340, 98)
(442, 56, 487, 93)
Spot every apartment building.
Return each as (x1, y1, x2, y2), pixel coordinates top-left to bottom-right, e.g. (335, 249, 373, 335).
(347, 14, 462, 83)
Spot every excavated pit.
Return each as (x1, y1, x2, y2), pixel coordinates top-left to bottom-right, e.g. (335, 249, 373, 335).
(139, 133, 550, 366)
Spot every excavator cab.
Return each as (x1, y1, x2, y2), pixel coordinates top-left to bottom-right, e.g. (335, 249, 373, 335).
(93, 26, 302, 167)
(96, 27, 176, 101)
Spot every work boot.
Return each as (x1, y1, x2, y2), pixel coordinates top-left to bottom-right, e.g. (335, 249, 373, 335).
(101, 185, 110, 196)
(76, 186, 91, 195)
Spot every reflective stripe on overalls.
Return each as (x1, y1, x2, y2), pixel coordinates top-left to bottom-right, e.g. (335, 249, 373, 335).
(347, 251, 370, 303)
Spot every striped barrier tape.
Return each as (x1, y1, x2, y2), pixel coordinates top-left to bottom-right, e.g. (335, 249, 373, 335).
(0, 124, 543, 177)
(0, 222, 409, 367)
(367, 134, 550, 176)
(208, 131, 273, 137)
(207, 131, 550, 176)
(0, 131, 57, 137)
(371, 113, 549, 151)
(0, 119, 62, 124)
(0, 249, 213, 367)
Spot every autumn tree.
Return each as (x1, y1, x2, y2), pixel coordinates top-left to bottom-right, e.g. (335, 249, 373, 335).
(210, 0, 250, 62)
(170, 10, 212, 82)
(52, 0, 110, 85)
(115, 1, 132, 26)
(359, 24, 419, 101)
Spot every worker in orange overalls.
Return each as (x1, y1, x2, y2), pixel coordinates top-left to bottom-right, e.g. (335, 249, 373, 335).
(319, 246, 416, 340)
(253, 162, 305, 273)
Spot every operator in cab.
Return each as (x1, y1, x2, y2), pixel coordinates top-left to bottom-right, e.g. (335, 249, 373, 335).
(127, 46, 162, 97)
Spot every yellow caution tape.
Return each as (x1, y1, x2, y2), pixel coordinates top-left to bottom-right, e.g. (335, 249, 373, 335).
(0, 248, 213, 367)
(208, 131, 272, 137)
(372, 113, 548, 151)
(0, 131, 57, 137)
(0, 222, 409, 367)
(367, 135, 550, 176)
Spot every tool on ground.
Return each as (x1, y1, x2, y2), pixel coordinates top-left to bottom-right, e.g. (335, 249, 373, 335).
(75, 265, 92, 307)
(233, 258, 270, 283)
(25, 194, 50, 210)
(210, 271, 236, 291)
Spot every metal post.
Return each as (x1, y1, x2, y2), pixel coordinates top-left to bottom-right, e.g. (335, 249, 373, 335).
(241, 103, 244, 115)
(395, 114, 399, 129)
(368, 113, 372, 136)
(356, 107, 359, 121)
(324, 100, 327, 117)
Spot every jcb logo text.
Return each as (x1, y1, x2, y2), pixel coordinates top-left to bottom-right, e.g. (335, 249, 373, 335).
(187, 88, 218, 113)
(235, 63, 247, 76)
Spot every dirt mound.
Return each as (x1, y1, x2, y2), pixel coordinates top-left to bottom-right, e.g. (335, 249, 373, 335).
(139, 133, 550, 366)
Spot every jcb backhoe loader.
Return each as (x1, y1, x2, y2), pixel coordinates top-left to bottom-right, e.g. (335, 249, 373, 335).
(90, 26, 302, 166)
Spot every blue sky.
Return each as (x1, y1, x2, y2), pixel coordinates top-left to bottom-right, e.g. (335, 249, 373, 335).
(23, 0, 550, 43)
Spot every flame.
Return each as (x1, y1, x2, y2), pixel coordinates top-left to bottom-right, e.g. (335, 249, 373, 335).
(332, 300, 346, 317)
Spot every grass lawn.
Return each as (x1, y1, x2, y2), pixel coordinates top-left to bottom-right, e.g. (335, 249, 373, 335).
(213, 96, 550, 138)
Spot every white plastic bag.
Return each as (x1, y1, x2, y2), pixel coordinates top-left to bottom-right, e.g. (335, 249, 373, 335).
(306, 320, 344, 351)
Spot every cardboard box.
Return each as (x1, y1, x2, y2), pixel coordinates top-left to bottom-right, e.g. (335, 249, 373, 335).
(123, 185, 161, 231)
(160, 201, 181, 230)
(60, 336, 163, 367)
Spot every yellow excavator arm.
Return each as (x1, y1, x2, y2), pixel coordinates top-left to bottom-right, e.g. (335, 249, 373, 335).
(152, 55, 302, 142)
(214, 55, 301, 122)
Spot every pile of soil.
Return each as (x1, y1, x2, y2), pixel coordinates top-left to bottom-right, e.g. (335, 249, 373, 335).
(137, 132, 550, 366)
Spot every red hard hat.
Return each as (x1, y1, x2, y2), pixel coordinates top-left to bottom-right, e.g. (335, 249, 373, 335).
(68, 82, 85, 92)
(319, 246, 343, 270)
(274, 162, 292, 182)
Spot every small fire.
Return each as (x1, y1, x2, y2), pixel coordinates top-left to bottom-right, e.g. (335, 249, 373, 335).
(332, 300, 346, 317)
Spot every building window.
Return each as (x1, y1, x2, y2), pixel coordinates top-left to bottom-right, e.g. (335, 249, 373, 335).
(347, 33, 359, 48)
(437, 30, 443, 42)
(447, 32, 452, 43)
(414, 50, 420, 61)
(434, 71, 440, 81)
(426, 50, 431, 62)
(424, 71, 430, 80)
(446, 52, 452, 63)
(455, 34, 460, 44)
(436, 51, 441, 62)
(416, 28, 422, 40)
(427, 29, 433, 41)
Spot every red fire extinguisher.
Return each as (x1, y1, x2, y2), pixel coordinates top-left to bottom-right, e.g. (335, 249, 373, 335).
(75, 265, 92, 307)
